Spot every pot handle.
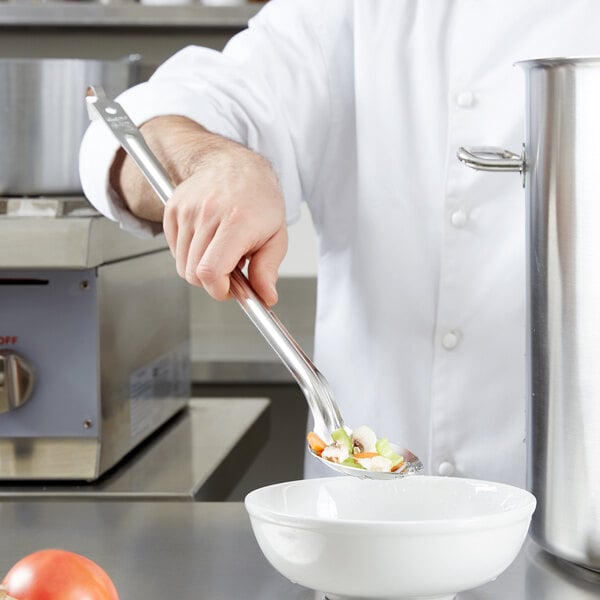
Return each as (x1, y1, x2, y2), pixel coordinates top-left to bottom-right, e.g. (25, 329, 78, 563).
(457, 145, 526, 187)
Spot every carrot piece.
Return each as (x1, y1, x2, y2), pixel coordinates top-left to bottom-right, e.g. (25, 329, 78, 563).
(307, 431, 327, 456)
(391, 459, 406, 472)
(352, 452, 379, 459)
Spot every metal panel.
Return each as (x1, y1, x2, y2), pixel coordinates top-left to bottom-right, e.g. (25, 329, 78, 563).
(0, 249, 190, 480)
(0, 211, 166, 269)
(0, 438, 99, 480)
(0, 398, 269, 498)
(0, 268, 100, 438)
(96, 249, 190, 476)
(0, 3, 260, 28)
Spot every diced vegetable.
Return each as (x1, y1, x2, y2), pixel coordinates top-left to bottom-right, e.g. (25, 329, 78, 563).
(322, 443, 349, 463)
(391, 459, 406, 472)
(331, 428, 353, 453)
(368, 455, 394, 472)
(351, 425, 378, 453)
(342, 456, 365, 469)
(307, 431, 327, 456)
(307, 425, 408, 473)
(375, 437, 404, 467)
(352, 452, 379, 459)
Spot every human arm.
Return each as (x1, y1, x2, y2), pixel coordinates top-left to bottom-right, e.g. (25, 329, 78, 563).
(80, 0, 344, 302)
(109, 114, 287, 305)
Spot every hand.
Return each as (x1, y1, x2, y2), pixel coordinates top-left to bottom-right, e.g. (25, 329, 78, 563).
(110, 115, 287, 306)
(165, 138, 287, 305)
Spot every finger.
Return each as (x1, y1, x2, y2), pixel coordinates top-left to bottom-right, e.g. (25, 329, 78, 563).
(165, 191, 219, 286)
(174, 222, 195, 280)
(183, 224, 218, 287)
(162, 208, 178, 259)
(195, 226, 255, 301)
(195, 266, 232, 301)
(247, 227, 288, 306)
(163, 195, 191, 278)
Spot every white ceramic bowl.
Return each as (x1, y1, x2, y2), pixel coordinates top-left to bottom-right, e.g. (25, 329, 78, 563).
(245, 476, 536, 600)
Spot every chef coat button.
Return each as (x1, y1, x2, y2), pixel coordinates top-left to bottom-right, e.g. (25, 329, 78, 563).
(456, 90, 475, 108)
(438, 461, 455, 476)
(441, 330, 460, 350)
(450, 209, 468, 227)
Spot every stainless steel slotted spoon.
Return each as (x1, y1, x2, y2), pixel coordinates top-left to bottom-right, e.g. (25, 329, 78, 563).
(86, 85, 422, 480)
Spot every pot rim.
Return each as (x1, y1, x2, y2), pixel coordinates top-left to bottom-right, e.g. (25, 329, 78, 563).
(516, 55, 600, 69)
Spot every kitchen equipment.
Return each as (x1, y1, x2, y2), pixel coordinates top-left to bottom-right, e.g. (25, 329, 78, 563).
(245, 475, 535, 600)
(0, 198, 190, 480)
(526, 543, 600, 600)
(86, 86, 423, 479)
(0, 56, 139, 195)
(457, 56, 600, 572)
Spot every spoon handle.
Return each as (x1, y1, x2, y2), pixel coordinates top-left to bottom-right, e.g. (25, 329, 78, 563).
(86, 86, 344, 438)
(229, 270, 344, 436)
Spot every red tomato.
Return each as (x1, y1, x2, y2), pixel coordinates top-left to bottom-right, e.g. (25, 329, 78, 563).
(1, 549, 119, 600)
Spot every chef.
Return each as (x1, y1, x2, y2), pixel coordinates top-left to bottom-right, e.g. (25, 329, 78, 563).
(79, 0, 600, 486)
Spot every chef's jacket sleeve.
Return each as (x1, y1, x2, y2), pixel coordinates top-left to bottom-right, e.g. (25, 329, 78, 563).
(79, 0, 332, 238)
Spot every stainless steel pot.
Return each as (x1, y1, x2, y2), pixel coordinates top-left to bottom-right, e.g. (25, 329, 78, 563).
(0, 56, 140, 196)
(458, 57, 600, 573)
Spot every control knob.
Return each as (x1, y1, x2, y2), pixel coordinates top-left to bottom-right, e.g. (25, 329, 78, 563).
(0, 350, 35, 413)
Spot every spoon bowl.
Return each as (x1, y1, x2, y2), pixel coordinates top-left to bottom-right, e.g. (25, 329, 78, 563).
(310, 443, 423, 479)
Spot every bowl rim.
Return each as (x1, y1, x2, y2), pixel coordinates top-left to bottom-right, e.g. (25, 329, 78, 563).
(244, 475, 536, 534)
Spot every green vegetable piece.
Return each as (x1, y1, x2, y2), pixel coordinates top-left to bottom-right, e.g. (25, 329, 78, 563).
(331, 428, 353, 453)
(342, 456, 365, 470)
(375, 437, 404, 467)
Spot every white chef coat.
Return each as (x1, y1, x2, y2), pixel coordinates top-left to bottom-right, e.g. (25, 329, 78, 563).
(79, 0, 600, 487)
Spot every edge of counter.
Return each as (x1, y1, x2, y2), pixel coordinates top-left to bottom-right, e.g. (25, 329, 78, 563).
(0, 2, 263, 29)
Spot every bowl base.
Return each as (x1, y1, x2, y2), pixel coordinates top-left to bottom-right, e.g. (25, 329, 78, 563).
(325, 594, 456, 600)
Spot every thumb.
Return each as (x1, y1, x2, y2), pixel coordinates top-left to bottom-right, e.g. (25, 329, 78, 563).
(247, 228, 288, 306)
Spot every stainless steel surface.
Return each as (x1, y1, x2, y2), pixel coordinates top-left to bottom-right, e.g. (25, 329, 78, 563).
(0, 18, 242, 86)
(0, 350, 35, 413)
(86, 86, 175, 206)
(1, 196, 96, 217)
(229, 269, 343, 438)
(0, 207, 166, 268)
(526, 546, 600, 599)
(190, 276, 316, 384)
(457, 145, 525, 186)
(523, 56, 600, 572)
(192, 359, 294, 384)
(87, 88, 423, 479)
(0, 250, 189, 480)
(0, 56, 138, 195)
(458, 56, 600, 572)
(0, 398, 269, 500)
(95, 249, 190, 478)
(0, 2, 260, 28)
(0, 499, 597, 600)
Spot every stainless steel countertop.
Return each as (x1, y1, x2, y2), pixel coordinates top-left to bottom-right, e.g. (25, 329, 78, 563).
(0, 500, 598, 599)
(0, 398, 269, 501)
(0, 2, 261, 28)
(193, 358, 293, 383)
